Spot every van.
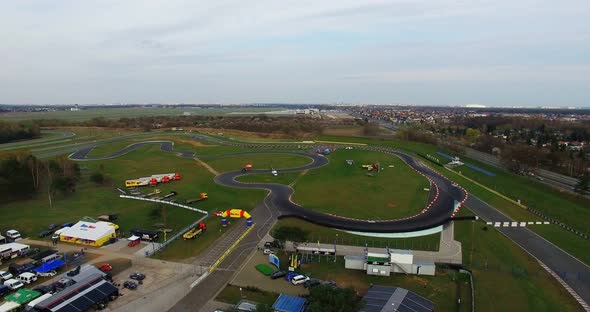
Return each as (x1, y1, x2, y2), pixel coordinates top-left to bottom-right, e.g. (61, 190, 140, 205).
(5, 230, 21, 240)
(4, 278, 24, 290)
(0, 271, 13, 282)
(290, 275, 310, 285)
(18, 272, 38, 284)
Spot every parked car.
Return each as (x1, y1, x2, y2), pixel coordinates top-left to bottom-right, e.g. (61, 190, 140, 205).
(61, 222, 74, 228)
(48, 224, 58, 230)
(21, 247, 40, 257)
(285, 272, 299, 282)
(263, 248, 273, 255)
(4, 278, 24, 290)
(0, 271, 13, 282)
(39, 230, 53, 238)
(0, 284, 10, 296)
(291, 275, 310, 285)
(6, 230, 21, 240)
(123, 281, 138, 290)
(129, 272, 145, 281)
(98, 264, 113, 272)
(33, 284, 53, 294)
(264, 240, 283, 249)
(37, 270, 57, 277)
(322, 280, 338, 288)
(304, 279, 321, 288)
(270, 270, 287, 279)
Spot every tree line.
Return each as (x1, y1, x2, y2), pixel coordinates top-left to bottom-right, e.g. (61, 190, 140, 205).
(30, 115, 357, 137)
(0, 121, 41, 143)
(0, 151, 80, 202)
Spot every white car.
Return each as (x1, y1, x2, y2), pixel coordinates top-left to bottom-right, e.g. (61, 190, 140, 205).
(291, 275, 310, 285)
(271, 169, 278, 176)
(263, 248, 273, 255)
(4, 279, 24, 290)
(6, 230, 21, 240)
(0, 271, 13, 281)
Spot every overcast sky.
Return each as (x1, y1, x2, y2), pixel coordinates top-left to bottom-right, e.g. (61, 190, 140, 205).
(0, 1, 588, 106)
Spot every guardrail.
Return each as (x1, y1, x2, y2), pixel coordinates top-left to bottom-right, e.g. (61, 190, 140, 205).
(119, 195, 209, 214)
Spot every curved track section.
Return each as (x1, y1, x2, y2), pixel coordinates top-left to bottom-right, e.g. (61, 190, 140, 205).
(216, 149, 467, 233)
(69, 140, 196, 160)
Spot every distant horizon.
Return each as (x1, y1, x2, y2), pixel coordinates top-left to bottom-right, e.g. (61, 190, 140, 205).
(1, 102, 588, 109)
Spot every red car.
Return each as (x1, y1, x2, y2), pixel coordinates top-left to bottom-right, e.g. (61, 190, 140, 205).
(98, 264, 113, 272)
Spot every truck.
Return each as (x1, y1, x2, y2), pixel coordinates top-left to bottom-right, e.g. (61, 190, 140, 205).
(0, 243, 30, 260)
(182, 222, 206, 240)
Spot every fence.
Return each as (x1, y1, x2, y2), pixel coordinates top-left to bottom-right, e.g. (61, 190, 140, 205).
(119, 195, 208, 214)
(144, 215, 208, 257)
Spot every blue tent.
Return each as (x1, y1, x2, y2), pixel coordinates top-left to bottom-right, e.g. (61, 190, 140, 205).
(272, 293, 306, 312)
(34, 259, 65, 273)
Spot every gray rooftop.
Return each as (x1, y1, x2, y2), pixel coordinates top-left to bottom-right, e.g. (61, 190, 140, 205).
(361, 285, 434, 312)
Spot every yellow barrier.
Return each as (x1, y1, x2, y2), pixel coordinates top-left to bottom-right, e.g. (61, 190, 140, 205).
(208, 224, 256, 273)
(444, 167, 527, 209)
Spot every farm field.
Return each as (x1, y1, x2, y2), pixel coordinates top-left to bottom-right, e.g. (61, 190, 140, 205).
(454, 209, 581, 312)
(0, 107, 284, 121)
(290, 149, 430, 220)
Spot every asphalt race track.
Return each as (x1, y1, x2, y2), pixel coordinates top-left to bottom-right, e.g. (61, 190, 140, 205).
(69, 140, 196, 160)
(69, 139, 466, 233)
(215, 150, 467, 233)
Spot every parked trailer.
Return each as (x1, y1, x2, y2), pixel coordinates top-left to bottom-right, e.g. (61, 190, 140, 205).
(186, 192, 208, 204)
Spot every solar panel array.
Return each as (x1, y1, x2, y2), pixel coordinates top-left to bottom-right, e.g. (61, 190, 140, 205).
(361, 285, 434, 312)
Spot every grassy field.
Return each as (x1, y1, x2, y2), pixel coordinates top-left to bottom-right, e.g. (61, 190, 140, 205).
(204, 153, 313, 173)
(312, 134, 590, 265)
(0, 107, 284, 121)
(217, 284, 279, 305)
(454, 209, 582, 312)
(290, 149, 430, 220)
(0, 144, 266, 261)
(272, 218, 440, 251)
(236, 171, 302, 186)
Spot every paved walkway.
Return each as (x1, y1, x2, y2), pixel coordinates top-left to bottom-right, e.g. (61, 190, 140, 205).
(284, 221, 462, 265)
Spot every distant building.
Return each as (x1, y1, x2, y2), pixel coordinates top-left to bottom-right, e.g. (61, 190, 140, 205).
(70, 104, 80, 111)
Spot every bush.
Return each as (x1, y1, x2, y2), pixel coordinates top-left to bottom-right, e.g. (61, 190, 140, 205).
(272, 226, 309, 242)
(90, 172, 104, 184)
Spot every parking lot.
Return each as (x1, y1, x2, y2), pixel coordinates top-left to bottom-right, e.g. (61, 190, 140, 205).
(230, 251, 309, 296)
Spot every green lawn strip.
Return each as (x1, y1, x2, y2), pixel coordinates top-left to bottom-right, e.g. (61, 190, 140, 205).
(0, 145, 266, 262)
(236, 172, 301, 186)
(86, 137, 198, 158)
(291, 149, 429, 220)
(455, 209, 582, 312)
(0, 130, 66, 150)
(205, 153, 313, 173)
(216, 284, 279, 305)
(272, 218, 440, 251)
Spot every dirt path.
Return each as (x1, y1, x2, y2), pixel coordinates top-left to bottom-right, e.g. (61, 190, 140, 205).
(194, 157, 219, 176)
